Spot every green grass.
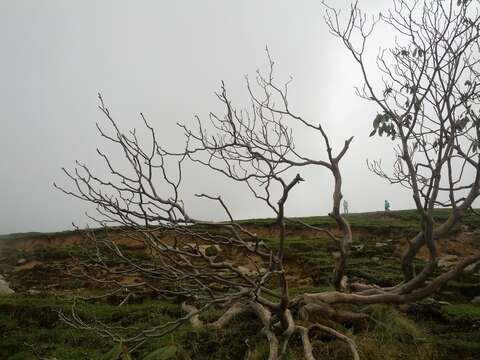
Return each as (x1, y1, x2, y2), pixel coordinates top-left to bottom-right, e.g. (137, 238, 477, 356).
(0, 297, 114, 359)
(0, 294, 444, 360)
(241, 208, 480, 233)
(2, 208, 478, 244)
(1, 209, 479, 359)
(0, 295, 189, 360)
(354, 304, 436, 360)
(0, 226, 124, 244)
(263, 230, 408, 286)
(0, 294, 470, 359)
(406, 303, 480, 359)
(0, 294, 304, 359)
(442, 304, 480, 319)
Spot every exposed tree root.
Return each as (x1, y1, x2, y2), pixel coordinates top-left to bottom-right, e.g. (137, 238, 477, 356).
(297, 302, 368, 327)
(296, 326, 316, 360)
(181, 302, 252, 330)
(295, 253, 480, 306)
(278, 310, 296, 357)
(295, 323, 360, 360)
(182, 301, 361, 360)
(309, 323, 360, 360)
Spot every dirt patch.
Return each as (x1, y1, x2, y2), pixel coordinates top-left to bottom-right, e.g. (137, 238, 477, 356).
(5, 233, 85, 252)
(405, 233, 480, 261)
(14, 260, 43, 272)
(3, 223, 479, 291)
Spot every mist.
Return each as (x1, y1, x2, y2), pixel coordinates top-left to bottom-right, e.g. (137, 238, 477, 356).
(0, 0, 418, 234)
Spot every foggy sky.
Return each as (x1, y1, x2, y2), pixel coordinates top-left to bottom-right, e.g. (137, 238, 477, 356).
(0, 0, 415, 235)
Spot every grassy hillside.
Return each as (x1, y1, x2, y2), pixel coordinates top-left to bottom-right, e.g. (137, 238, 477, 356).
(2, 209, 478, 243)
(0, 209, 479, 359)
(241, 208, 480, 232)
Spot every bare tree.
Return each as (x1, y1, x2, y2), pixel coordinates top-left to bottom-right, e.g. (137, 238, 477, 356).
(55, 1, 480, 358)
(324, 0, 480, 283)
(174, 50, 354, 291)
(56, 51, 357, 359)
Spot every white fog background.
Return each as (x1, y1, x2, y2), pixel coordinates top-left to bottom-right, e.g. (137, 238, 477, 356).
(0, 0, 425, 234)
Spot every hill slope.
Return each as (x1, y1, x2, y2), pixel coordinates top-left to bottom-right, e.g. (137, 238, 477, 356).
(0, 209, 479, 359)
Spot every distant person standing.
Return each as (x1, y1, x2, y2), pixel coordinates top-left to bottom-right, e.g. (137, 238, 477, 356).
(343, 200, 349, 215)
(384, 199, 391, 212)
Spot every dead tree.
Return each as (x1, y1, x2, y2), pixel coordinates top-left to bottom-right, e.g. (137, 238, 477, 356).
(174, 50, 353, 290)
(56, 52, 356, 358)
(324, 0, 480, 283)
(55, 1, 480, 357)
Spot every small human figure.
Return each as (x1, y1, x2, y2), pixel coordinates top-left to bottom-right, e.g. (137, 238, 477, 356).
(384, 199, 391, 212)
(343, 200, 349, 215)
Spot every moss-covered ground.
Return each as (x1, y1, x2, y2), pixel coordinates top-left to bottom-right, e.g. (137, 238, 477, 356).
(0, 209, 479, 359)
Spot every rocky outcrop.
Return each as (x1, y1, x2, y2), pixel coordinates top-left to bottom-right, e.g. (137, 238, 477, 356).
(438, 254, 460, 268)
(0, 274, 14, 295)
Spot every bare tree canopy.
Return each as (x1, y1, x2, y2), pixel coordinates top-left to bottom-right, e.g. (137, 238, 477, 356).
(55, 1, 480, 359)
(325, 0, 480, 282)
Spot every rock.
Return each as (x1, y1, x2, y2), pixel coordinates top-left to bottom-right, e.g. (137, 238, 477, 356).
(352, 244, 365, 252)
(472, 296, 480, 304)
(17, 258, 27, 265)
(375, 242, 388, 247)
(237, 266, 266, 276)
(248, 240, 265, 247)
(237, 266, 254, 275)
(27, 289, 41, 295)
(332, 251, 341, 259)
(438, 255, 459, 268)
(297, 278, 311, 287)
(0, 275, 14, 295)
